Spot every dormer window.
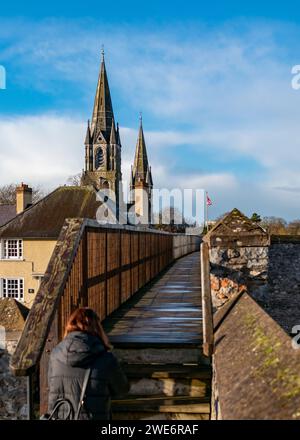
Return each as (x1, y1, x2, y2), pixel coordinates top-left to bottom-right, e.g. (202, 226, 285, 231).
(0, 239, 23, 260)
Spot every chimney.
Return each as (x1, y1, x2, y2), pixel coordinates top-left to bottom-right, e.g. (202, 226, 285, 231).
(16, 183, 33, 214)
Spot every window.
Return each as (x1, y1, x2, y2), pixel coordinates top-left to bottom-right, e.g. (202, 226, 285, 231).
(0, 278, 24, 301)
(95, 147, 104, 169)
(0, 239, 23, 260)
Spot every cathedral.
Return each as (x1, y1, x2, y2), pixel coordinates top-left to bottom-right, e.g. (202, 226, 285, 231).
(81, 51, 153, 224)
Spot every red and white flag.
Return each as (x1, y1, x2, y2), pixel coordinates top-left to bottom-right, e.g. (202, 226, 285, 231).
(206, 194, 212, 206)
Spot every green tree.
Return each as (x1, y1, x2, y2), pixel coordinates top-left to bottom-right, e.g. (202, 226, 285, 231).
(251, 213, 261, 223)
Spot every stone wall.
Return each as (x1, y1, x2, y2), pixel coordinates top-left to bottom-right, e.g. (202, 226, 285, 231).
(265, 238, 300, 334)
(204, 209, 269, 310)
(172, 234, 201, 260)
(206, 222, 300, 334)
(209, 246, 269, 309)
(0, 332, 27, 420)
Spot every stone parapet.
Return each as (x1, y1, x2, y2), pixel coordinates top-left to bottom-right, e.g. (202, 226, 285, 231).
(203, 209, 269, 309)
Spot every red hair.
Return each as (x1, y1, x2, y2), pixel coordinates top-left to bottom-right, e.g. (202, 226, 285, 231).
(64, 307, 111, 350)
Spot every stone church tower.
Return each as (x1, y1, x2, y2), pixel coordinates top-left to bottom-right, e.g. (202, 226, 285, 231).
(130, 117, 153, 224)
(81, 51, 122, 214)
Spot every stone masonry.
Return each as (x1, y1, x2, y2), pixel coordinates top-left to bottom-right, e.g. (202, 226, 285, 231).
(203, 209, 300, 336)
(0, 332, 27, 419)
(0, 299, 28, 420)
(266, 237, 300, 334)
(203, 209, 270, 310)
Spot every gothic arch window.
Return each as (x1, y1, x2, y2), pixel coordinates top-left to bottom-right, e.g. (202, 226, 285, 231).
(102, 180, 109, 189)
(95, 147, 104, 169)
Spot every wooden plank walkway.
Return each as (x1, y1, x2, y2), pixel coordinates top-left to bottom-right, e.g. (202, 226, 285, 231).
(103, 252, 202, 347)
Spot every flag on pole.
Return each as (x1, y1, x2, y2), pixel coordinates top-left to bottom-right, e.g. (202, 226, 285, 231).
(206, 194, 212, 206)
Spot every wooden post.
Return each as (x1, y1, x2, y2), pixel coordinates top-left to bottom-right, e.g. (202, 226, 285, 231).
(105, 230, 108, 317)
(201, 242, 214, 357)
(119, 229, 122, 307)
(82, 230, 88, 307)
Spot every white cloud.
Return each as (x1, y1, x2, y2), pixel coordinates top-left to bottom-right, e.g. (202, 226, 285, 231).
(0, 115, 84, 188)
(0, 113, 299, 220)
(0, 18, 300, 219)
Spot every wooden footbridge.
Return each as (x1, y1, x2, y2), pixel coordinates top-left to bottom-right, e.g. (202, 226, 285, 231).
(10, 219, 212, 420)
(105, 252, 211, 420)
(10, 214, 300, 420)
(105, 252, 203, 346)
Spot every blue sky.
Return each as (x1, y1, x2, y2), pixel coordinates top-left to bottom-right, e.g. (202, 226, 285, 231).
(2, 0, 300, 23)
(1, 1, 300, 220)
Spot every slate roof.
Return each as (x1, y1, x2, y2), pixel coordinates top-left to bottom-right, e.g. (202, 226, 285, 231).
(203, 208, 269, 247)
(213, 292, 300, 419)
(0, 186, 101, 239)
(0, 204, 16, 227)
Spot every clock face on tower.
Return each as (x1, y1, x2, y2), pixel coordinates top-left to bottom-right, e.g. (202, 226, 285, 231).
(95, 147, 104, 169)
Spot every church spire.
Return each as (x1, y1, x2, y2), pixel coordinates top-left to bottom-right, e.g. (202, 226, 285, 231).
(110, 118, 117, 144)
(91, 49, 114, 141)
(132, 115, 151, 184)
(130, 116, 153, 224)
(116, 122, 121, 146)
(81, 50, 123, 220)
(84, 119, 91, 144)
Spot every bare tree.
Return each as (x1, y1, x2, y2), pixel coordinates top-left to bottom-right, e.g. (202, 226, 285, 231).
(154, 207, 190, 233)
(261, 217, 288, 235)
(66, 173, 82, 187)
(0, 184, 47, 205)
(287, 220, 300, 235)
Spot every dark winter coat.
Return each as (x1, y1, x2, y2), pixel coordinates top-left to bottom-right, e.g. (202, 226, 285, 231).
(48, 331, 129, 420)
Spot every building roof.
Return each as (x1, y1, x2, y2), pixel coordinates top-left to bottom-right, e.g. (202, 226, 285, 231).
(203, 208, 269, 247)
(0, 186, 101, 239)
(0, 204, 16, 227)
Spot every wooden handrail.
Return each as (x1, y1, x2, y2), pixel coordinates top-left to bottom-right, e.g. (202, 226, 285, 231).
(11, 219, 200, 376)
(200, 242, 214, 357)
(11, 218, 86, 376)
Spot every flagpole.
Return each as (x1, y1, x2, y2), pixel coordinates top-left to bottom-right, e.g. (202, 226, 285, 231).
(205, 191, 208, 232)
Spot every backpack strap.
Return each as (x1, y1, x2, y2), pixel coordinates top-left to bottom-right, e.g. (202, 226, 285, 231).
(47, 398, 74, 420)
(74, 350, 106, 420)
(74, 367, 92, 420)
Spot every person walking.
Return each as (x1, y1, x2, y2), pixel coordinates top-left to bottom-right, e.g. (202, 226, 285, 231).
(47, 307, 129, 420)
